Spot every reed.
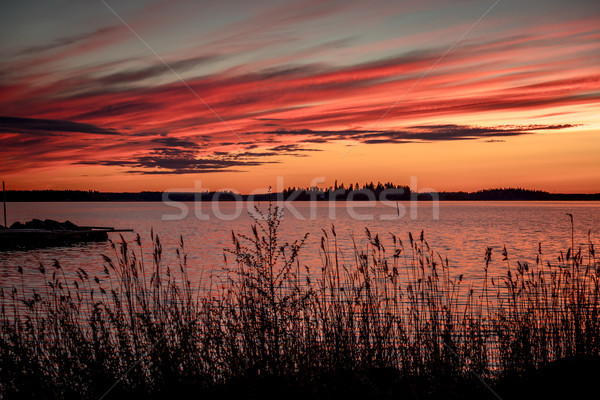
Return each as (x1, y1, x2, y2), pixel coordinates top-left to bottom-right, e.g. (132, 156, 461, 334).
(1, 205, 598, 399)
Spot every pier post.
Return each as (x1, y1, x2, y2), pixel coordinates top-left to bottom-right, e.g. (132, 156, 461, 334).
(2, 181, 6, 228)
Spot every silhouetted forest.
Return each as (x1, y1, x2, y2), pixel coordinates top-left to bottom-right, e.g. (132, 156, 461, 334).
(4, 185, 599, 202)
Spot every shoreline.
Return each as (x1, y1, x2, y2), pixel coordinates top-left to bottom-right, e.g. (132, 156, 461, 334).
(3, 188, 600, 203)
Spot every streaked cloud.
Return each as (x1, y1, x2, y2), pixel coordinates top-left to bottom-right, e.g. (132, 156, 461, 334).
(0, 116, 121, 135)
(0, 0, 598, 190)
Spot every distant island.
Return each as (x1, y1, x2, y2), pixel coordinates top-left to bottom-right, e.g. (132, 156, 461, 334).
(4, 184, 600, 202)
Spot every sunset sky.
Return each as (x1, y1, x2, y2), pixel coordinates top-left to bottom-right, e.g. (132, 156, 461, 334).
(1, 0, 599, 193)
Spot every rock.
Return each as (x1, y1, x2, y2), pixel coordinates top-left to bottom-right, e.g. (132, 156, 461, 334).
(42, 219, 63, 230)
(24, 219, 45, 229)
(10, 221, 25, 229)
(62, 220, 77, 230)
(10, 219, 82, 231)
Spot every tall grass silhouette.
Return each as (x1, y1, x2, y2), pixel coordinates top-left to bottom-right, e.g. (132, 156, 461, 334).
(1, 204, 598, 399)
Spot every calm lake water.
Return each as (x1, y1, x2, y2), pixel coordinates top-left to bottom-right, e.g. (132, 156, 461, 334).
(1, 201, 599, 291)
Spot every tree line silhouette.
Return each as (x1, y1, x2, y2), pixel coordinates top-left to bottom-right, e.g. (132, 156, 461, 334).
(3, 185, 599, 202)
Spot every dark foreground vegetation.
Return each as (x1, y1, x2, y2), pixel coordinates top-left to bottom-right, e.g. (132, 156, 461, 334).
(1, 206, 599, 399)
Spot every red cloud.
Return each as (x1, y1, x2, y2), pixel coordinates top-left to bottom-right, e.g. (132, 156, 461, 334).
(1, 15, 598, 176)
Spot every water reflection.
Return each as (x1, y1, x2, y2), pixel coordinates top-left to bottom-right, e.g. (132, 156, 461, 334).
(1, 201, 599, 295)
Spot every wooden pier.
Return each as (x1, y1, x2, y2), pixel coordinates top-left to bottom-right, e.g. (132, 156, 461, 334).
(0, 220, 133, 251)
